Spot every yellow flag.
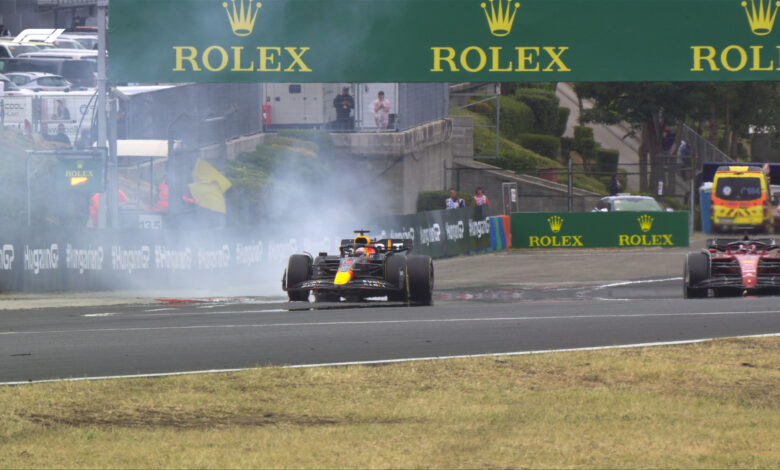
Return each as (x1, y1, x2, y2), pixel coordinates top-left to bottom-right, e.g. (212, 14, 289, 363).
(192, 158, 232, 192)
(188, 182, 227, 213)
(189, 159, 232, 213)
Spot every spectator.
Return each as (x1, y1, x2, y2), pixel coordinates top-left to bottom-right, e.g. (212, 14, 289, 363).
(445, 188, 466, 209)
(473, 187, 490, 207)
(42, 123, 71, 146)
(677, 140, 691, 156)
(372, 90, 391, 130)
(52, 123, 71, 146)
(52, 100, 71, 121)
(332, 86, 354, 131)
(608, 173, 622, 195)
(0, 25, 10, 37)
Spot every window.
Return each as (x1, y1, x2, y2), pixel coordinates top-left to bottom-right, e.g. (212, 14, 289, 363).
(715, 177, 762, 201)
(288, 84, 302, 93)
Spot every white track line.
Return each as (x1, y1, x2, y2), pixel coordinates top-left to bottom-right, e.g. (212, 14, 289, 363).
(3, 332, 779, 386)
(2, 309, 779, 336)
(593, 277, 682, 289)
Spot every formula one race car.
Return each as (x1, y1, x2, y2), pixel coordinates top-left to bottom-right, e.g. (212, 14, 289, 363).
(282, 230, 434, 305)
(684, 237, 780, 298)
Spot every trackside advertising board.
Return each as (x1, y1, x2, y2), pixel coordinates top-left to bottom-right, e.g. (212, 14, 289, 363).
(371, 207, 492, 258)
(0, 209, 497, 292)
(110, 0, 780, 83)
(510, 212, 689, 249)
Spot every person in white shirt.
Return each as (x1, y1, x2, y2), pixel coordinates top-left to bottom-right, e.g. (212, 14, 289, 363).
(372, 91, 391, 129)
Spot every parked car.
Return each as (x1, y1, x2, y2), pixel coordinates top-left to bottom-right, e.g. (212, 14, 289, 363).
(4, 72, 73, 92)
(0, 72, 34, 95)
(0, 40, 40, 58)
(41, 38, 86, 50)
(0, 57, 96, 89)
(58, 33, 98, 50)
(592, 194, 666, 212)
(17, 49, 97, 61)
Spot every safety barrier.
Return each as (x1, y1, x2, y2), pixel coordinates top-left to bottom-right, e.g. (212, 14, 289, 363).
(370, 206, 494, 259)
(0, 227, 344, 292)
(0, 208, 511, 292)
(510, 212, 689, 249)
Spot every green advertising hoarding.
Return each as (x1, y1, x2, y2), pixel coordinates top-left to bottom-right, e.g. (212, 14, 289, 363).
(55, 157, 105, 192)
(510, 212, 690, 248)
(110, 0, 780, 83)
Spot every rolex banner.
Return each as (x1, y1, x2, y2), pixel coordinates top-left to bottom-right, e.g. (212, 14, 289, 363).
(111, 0, 780, 83)
(510, 212, 690, 249)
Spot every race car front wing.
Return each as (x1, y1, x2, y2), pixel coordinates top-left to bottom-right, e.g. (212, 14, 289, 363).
(288, 278, 405, 297)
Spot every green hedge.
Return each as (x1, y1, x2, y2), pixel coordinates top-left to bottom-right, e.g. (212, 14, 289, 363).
(595, 148, 620, 176)
(556, 106, 570, 137)
(573, 126, 596, 165)
(515, 88, 560, 135)
(518, 133, 561, 160)
(501, 82, 557, 96)
(417, 190, 474, 212)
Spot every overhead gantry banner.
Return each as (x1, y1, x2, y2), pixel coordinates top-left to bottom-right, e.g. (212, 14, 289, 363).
(109, 0, 780, 82)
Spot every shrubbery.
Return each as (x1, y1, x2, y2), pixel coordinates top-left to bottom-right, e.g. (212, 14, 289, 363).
(515, 88, 560, 135)
(573, 125, 596, 166)
(595, 148, 620, 176)
(556, 106, 571, 137)
(518, 133, 561, 160)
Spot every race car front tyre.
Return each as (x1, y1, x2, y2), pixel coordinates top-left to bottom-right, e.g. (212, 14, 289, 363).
(286, 254, 312, 302)
(407, 255, 433, 306)
(684, 252, 709, 299)
(384, 254, 408, 302)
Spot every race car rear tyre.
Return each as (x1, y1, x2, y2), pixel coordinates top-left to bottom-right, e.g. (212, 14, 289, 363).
(286, 254, 312, 302)
(407, 255, 433, 306)
(384, 254, 408, 302)
(684, 252, 709, 299)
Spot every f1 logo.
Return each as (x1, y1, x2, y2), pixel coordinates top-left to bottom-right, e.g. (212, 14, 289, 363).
(12, 28, 65, 44)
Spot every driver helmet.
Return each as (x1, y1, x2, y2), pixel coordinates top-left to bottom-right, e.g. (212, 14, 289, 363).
(355, 246, 376, 256)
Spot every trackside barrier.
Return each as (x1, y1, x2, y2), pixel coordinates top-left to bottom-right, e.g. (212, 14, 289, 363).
(0, 208, 508, 292)
(510, 212, 689, 249)
(0, 228, 344, 292)
(490, 215, 511, 251)
(370, 206, 494, 259)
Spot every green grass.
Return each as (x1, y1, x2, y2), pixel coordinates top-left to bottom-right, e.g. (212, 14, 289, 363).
(1, 337, 779, 468)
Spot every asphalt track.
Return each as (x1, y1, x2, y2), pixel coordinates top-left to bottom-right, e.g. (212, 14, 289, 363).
(2, 246, 780, 384)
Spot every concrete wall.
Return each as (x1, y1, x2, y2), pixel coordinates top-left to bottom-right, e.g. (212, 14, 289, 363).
(331, 119, 454, 215)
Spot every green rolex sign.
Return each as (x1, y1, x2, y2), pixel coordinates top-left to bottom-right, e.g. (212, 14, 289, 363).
(56, 158, 105, 192)
(109, 0, 780, 83)
(510, 212, 690, 249)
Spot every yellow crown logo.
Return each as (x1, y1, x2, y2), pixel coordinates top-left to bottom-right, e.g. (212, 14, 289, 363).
(481, 0, 520, 37)
(741, 0, 780, 35)
(223, 0, 262, 37)
(547, 215, 564, 233)
(638, 214, 654, 232)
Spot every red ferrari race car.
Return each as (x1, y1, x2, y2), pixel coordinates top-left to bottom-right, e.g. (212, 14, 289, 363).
(684, 237, 780, 298)
(282, 230, 434, 305)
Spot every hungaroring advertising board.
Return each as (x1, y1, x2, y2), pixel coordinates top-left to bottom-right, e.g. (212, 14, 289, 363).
(110, 0, 780, 83)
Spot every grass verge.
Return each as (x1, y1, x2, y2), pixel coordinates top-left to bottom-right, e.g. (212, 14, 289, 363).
(1, 337, 779, 468)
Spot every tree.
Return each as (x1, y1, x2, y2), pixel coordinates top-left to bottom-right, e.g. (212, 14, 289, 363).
(574, 82, 695, 191)
(574, 82, 780, 191)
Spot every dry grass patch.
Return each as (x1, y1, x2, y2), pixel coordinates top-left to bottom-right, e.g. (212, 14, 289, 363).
(0, 337, 779, 468)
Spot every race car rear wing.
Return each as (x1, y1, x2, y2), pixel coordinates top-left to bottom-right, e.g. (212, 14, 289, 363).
(338, 238, 414, 253)
(706, 237, 779, 250)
